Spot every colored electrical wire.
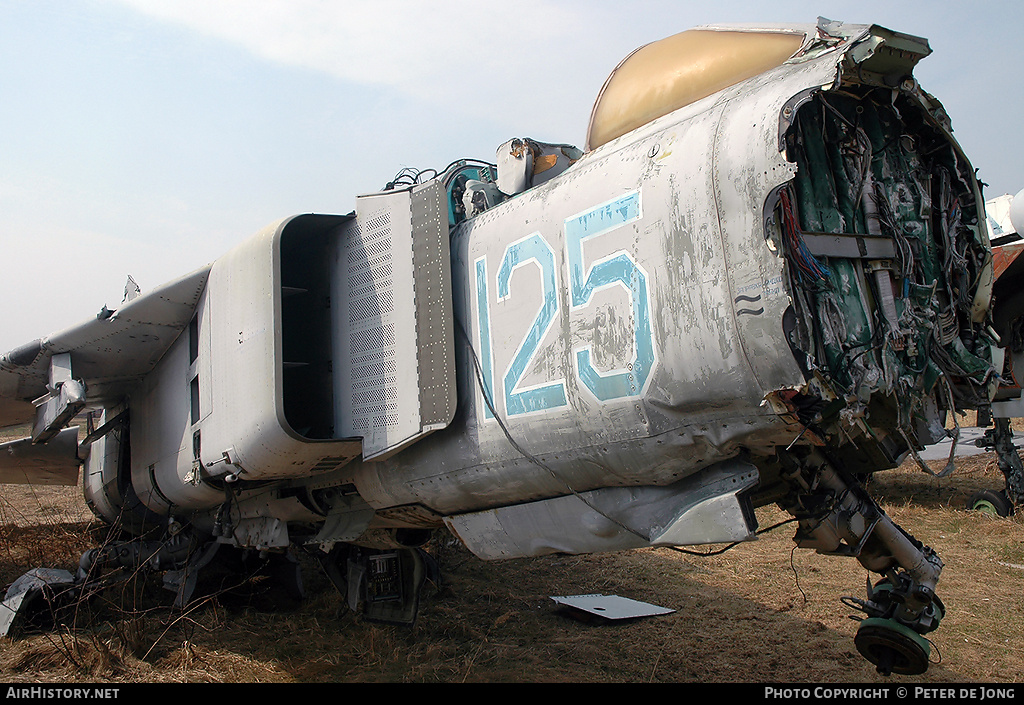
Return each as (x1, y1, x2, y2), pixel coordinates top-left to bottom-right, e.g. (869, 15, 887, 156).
(779, 188, 831, 282)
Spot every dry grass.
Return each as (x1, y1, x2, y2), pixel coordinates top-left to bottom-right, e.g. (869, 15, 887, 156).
(0, 448, 1021, 683)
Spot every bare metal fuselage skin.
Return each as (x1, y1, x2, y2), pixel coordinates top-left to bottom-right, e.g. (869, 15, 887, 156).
(379, 72, 808, 555)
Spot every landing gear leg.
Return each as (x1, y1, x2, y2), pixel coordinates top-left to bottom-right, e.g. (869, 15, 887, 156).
(974, 417, 1023, 516)
(779, 450, 944, 675)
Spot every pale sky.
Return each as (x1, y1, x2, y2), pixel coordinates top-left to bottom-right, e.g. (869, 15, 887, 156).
(1, 0, 1021, 352)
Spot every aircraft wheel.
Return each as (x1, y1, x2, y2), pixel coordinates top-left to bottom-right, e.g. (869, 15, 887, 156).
(854, 617, 931, 676)
(969, 489, 1014, 517)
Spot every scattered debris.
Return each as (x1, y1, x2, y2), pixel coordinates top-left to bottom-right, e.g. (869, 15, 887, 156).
(551, 594, 675, 622)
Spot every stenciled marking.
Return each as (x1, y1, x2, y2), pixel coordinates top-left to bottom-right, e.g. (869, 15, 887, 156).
(474, 256, 496, 419)
(734, 290, 768, 316)
(496, 233, 567, 416)
(474, 190, 655, 419)
(564, 190, 654, 401)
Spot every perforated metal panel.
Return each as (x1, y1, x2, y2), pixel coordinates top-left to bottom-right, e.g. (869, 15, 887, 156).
(344, 208, 401, 435)
(333, 179, 456, 459)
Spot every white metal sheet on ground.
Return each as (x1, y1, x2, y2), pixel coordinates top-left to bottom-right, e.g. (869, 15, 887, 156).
(550, 594, 675, 620)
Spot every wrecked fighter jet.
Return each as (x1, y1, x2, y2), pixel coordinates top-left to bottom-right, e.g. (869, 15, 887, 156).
(0, 18, 1013, 676)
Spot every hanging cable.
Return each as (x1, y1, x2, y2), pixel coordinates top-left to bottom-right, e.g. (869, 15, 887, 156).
(454, 318, 651, 543)
(662, 516, 798, 557)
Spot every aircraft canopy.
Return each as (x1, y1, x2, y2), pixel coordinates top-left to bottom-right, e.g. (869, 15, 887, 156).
(586, 29, 804, 150)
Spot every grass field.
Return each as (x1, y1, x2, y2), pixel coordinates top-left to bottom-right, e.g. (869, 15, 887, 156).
(0, 428, 1021, 683)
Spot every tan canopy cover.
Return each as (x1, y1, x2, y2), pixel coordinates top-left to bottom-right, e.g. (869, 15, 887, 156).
(586, 29, 804, 150)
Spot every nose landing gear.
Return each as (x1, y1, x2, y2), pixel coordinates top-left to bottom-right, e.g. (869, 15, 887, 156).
(779, 450, 946, 675)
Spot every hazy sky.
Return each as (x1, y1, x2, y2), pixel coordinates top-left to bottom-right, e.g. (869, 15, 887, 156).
(1, 0, 1021, 352)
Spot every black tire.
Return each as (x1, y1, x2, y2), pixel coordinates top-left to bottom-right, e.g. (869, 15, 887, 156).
(968, 489, 1015, 517)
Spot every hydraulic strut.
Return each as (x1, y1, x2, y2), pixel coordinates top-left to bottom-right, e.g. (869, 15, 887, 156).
(779, 451, 944, 675)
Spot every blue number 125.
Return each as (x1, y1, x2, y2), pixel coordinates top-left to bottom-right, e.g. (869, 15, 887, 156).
(474, 189, 654, 418)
